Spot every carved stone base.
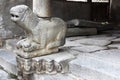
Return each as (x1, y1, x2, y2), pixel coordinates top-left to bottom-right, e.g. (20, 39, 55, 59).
(16, 50, 75, 80)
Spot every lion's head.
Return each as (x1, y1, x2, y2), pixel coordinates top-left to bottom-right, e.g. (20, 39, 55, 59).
(10, 5, 39, 31)
(10, 5, 29, 22)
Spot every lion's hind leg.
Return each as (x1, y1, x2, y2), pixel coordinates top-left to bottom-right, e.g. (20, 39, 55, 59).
(46, 31, 66, 53)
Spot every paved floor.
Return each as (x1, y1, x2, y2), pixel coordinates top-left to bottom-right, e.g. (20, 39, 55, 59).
(1, 30, 120, 80)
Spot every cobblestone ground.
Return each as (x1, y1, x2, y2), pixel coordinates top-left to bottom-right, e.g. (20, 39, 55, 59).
(1, 30, 120, 80)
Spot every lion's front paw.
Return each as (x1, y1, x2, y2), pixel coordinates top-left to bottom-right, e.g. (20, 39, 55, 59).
(23, 42, 40, 52)
(17, 39, 41, 52)
(16, 39, 27, 49)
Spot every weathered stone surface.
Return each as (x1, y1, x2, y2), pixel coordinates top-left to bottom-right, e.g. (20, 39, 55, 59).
(0, 69, 10, 80)
(87, 35, 116, 41)
(3, 0, 27, 36)
(66, 36, 87, 41)
(33, 49, 75, 74)
(108, 43, 120, 49)
(69, 50, 120, 80)
(0, 28, 13, 39)
(33, 74, 76, 80)
(5, 39, 19, 51)
(111, 38, 120, 43)
(33, 0, 51, 17)
(66, 28, 97, 37)
(0, 37, 2, 47)
(71, 45, 107, 53)
(64, 40, 83, 47)
(75, 38, 111, 46)
(16, 50, 75, 78)
(33, 48, 75, 62)
(0, 69, 17, 80)
(92, 49, 120, 63)
(0, 49, 17, 75)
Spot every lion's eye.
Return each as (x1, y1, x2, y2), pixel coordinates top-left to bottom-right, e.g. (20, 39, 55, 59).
(15, 15, 19, 18)
(11, 14, 14, 17)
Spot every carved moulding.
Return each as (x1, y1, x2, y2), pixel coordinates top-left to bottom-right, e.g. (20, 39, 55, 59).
(16, 55, 69, 80)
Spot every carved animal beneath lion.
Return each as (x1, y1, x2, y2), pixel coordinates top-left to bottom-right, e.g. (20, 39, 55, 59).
(10, 5, 67, 57)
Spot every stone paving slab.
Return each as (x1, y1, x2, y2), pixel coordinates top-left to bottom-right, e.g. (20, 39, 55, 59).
(74, 38, 111, 46)
(0, 49, 17, 75)
(111, 38, 120, 43)
(0, 69, 10, 80)
(64, 40, 83, 47)
(92, 49, 120, 64)
(69, 63, 119, 80)
(69, 52, 120, 80)
(71, 45, 107, 53)
(66, 36, 87, 41)
(87, 35, 116, 41)
(108, 43, 120, 49)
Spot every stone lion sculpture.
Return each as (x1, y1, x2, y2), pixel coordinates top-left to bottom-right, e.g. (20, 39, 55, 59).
(10, 5, 67, 58)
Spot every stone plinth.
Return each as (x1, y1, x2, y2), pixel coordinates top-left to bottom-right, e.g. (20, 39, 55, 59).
(16, 49, 75, 80)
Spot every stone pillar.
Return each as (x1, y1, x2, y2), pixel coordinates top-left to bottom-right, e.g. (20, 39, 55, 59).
(33, 0, 51, 17)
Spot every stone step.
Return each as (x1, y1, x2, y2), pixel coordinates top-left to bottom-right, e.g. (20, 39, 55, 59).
(33, 74, 78, 80)
(66, 28, 97, 37)
(111, 38, 120, 43)
(0, 49, 17, 75)
(69, 50, 120, 80)
(108, 43, 120, 49)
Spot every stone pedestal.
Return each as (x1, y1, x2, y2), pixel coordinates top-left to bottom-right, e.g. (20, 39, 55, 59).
(33, 0, 51, 17)
(16, 49, 75, 80)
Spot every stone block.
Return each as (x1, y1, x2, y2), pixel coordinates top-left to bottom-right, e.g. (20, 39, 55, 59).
(66, 28, 97, 37)
(75, 38, 111, 46)
(111, 38, 120, 43)
(20, 49, 75, 73)
(0, 49, 17, 75)
(16, 48, 75, 80)
(108, 43, 120, 49)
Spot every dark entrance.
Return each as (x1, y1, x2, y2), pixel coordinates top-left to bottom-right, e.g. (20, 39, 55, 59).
(90, 2, 110, 22)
